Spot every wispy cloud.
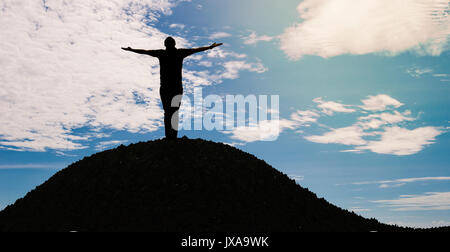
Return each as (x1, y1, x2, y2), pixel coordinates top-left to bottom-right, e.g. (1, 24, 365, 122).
(406, 66, 434, 78)
(349, 207, 371, 213)
(379, 183, 406, 189)
(206, 48, 247, 59)
(95, 140, 128, 151)
(242, 31, 275, 45)
(313, 97, 356, 115)
(357, 111, 415, 130)
(289, 175, 305, 182)
(0, 164, 65, 170)
(406, 66, 450, 82)
(218, 61, 267, 80)
(280, 0, 450, 60)
(210, 32, 232, 40)
(374, 192, 450, 211)
(290, 110, 321, 127)
(169, 23, 186, 30)
(55, 151, 78, 157)
(353, 177, 450, 188)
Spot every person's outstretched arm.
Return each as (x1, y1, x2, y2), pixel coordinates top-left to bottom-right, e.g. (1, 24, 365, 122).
(183, 43, 223, 57)
(121, 47, 162, 57)
(193, 43, 223, 53)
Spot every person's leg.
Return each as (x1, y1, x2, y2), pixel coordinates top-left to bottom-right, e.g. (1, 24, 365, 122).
(160, 88, 182, 140)
(164, 110, 175, 139)
(160, 89, 172, 139)
(167, 93, 182, 139)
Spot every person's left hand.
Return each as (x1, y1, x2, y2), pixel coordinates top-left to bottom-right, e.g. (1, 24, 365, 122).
(210, 43, 223, 49)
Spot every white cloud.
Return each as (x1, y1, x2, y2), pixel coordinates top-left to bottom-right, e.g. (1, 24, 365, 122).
(340, 149, 364, 153)
(407, 66, 433, 78)
(206, 48, 247, 59)
(405, 66, 450, 81)
(358, 111, 415, 129)
(0, 0, 181, 151)
(223, 109, 320, 144)
(0, 164, 64, 170)
(385, 220, 450, 228)
(383, 177, 450, 184)
(433, 73, 450, 82)
(301, 95, 445, 155)
(218, 61, 268, 80)
(280, 0, 450, 60)
(356, 126, 443, 155)
(55, 151, 78, 157)
(182, 70, 214, 90)
(184, 58, 268, 89)
(289, 175, 305, 182)
(95, 140, 128, 151)
(313, 97, 356, 115)
(349, 207, 371, 213)
(226, 94, 445, 153)
(0, 0, 266, 152)
(307, 124, 444, 156)
(431, 220, 450, 227)
(224, 119, 297, 143)
(242, 31, 274, 45)
(198, 61, 213, 67)
(359, 95, 404, 111)
(374, 192, 450, 211)
(305, 126, 368, 145)
(210, 32, 232, 40)
(379, 183, 406, 189)
(169, 23, 186, 30)
(353, 176, 450, 188)
(290, 110, 321, 127)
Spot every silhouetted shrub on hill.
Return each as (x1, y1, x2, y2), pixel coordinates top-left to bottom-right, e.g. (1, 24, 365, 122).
(0, 138, 419, 232)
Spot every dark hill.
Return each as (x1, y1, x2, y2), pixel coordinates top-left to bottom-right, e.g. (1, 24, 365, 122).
(0, 138, 400, 232)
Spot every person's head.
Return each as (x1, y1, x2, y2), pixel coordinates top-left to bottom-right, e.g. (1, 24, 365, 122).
(164, 37, 176, 49)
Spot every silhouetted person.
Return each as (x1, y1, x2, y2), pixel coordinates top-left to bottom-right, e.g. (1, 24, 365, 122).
(122, 37, 222, 140)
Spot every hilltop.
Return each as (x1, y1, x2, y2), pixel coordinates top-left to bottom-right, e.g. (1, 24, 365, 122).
(0, 138, 401, 232)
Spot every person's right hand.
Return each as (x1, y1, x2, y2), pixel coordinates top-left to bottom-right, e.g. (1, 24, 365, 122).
(122, 47, 132, 51)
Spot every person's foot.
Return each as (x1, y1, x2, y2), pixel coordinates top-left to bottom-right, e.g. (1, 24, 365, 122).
(163, 136, 178, 141)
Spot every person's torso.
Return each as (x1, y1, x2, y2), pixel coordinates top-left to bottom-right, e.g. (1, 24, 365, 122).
(158, 50, 185, 89)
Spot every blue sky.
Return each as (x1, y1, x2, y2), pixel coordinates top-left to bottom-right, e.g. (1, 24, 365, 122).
(0, 0, 449, 228)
